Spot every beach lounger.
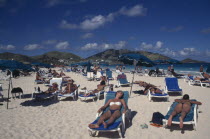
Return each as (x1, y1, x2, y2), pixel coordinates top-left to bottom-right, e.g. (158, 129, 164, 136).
(117, 74, 130, 87)
(57, 84, 80, 101)
(88, 91, 131, 138)
(94, 71, 102, 81)
(87, 72, 94, 81)
(148, 90, 169, 102)
(188, 76, 210, 88)
(162, 100, 199, 130)
(106, 70, 114, 80)
(165, 77, 182, 95)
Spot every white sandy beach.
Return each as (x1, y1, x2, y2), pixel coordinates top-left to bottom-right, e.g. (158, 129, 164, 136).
(0, 69, 210, 139)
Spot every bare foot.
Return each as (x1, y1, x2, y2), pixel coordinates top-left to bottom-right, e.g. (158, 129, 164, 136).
(167, 115, 173, 126)
(179, 117, 183, 129)
(103, 121, 107, 128)
(88, 124, 99, 129)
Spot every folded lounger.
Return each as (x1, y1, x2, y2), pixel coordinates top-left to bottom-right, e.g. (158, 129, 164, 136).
(87, 91, 131, 138)
(162, 100, 198, 130)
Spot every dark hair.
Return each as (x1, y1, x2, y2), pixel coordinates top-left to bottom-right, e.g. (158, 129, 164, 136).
(115, 90, 124, 99)
(183, 94, 189, 100)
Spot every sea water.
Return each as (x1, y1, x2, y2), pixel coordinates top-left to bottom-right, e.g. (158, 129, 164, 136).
(101, 63, 210, 76)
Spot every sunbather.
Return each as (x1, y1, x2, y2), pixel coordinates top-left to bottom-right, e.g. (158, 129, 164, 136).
(135, 81, 161, 94)
(45, 82, 59, 94)
(167, 94, 202, 128)
(88, 90, 128, 129)
(203, 72, 210, 79)
(188, 74, 210, 83)
(36, 72, 45, 81)
(61, 79, 77, 94)
(84, 76, 107, 96)
(52, 70, 60, 77)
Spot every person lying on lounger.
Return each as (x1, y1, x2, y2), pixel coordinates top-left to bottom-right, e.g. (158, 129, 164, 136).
(88, 90, 128, 129)
(188, 74, 210, 83)
(36, 72, 45, 81)
(84, 76, 107, 96)
(61, 79, 77, 94)
(52, 70, 60, 77)
(203, 72, 210, 79)
(167, 94, 202, 129)
(134, 81, 162, 94)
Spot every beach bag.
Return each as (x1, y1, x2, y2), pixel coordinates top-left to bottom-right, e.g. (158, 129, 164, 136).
(150, 112, 165, 127)
(11, 87, 23, 94)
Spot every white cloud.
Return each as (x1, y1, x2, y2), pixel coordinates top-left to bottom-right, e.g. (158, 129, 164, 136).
(179, 48, 197, 56)
(46, 0, 87, 7)
(0, 44, 16, 50)
(60, 4, 146, 30)
(81, 33, 94, 39)
(80, 15, 108, 30)
(24, 44, 41, 50)
(140, 42, 153, 49)
(119, 5, 147, 16)
(60, 20, 78, 29)
(81, 43, 98, 50)
(160, 26, 184, 32)
(81, 41, 126, 50)
(155, 41, 163, 49)
(55, 41, 69, 49)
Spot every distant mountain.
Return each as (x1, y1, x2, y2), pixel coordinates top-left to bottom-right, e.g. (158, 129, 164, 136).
(181, 58, 208, 63)
(85, 49, 177, 65)
(32, 51, 83, 65)
(0, 52, 36, 63)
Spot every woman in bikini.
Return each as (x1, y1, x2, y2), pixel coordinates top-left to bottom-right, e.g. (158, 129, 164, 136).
(135, 81, 162, 94)
(88, 90, 127, 129)
(167, 94, 202, 128)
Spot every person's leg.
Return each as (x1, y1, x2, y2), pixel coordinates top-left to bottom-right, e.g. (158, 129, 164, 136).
(179, 104, 191, 128)
(167, 103, 182, 126)
(103, 110, 121, 128)
(89, 111, 111, 128)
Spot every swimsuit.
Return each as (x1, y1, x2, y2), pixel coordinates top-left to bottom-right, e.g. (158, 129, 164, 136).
(109, 102, 122, 114)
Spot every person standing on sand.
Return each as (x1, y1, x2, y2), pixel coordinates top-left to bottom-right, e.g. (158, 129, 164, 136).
(200, 65, 204, 72)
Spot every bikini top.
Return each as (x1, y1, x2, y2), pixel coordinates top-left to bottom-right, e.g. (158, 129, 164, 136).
(110, 101, 122, 106)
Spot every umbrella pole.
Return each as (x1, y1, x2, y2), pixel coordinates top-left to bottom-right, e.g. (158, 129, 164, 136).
(129, 71, 135, 97)
(7, 75, 11, 109)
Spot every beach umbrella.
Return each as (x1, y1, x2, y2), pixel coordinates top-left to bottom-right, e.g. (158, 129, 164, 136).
(118, 53, 155, 67)
(0, 60, 32, 71)
(31, 62, 52, 68)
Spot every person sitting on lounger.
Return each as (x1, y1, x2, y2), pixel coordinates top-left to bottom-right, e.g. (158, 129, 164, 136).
(52, 70, 60, 77)
(61, 79, 78, 94)
(45, 82, 59, 94)
(167, 94, 202, 129)
(88, 90, 128, 129)
(171, 70, 184, 77)
(203, 72, 210, 79)
(36, 72, 45, 81)
(84, 76, 107, 96)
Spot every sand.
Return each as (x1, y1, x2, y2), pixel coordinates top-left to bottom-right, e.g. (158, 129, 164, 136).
(0, 69, 210, 139)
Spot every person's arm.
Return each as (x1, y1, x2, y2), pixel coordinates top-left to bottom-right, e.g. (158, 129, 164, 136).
(175, 99, 182, 103)
(121, 99, 128, 113)
(190, 100, 202, 105)
(97, 99, 111, 113)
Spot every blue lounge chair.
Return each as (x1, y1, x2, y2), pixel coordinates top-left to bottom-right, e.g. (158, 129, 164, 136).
(165, 77, 182, 95)
(106, 71, 114, 80)
(88, 91, 131, 138)
(148, 90, 169, 102)
(117, 74, 130, 87)
(162, 100, 199, 130)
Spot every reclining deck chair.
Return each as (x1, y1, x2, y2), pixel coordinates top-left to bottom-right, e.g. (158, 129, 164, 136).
(162, 100, 199, 130)
(33, 78, 62, 100)
(57, 84, 80, 101)
(188, 76, 210, 87)
(165, 77, 182, 95)
(106, 70, 114, 80)
(117, 73, 130, 87)
(87, 72, 94, 81)
(148, 90, 169, 102)
(88, 91, 131, 138)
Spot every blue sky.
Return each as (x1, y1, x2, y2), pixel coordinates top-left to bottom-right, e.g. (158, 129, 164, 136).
(0, 0, 210, 61)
